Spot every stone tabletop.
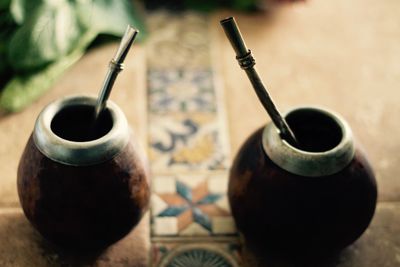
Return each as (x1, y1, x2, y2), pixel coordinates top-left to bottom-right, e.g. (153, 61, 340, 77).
(0, 0, 399, 266)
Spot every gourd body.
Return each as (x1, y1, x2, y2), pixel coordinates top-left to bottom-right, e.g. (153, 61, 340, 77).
(229, 107, 377, 256)
(17, 96, 150, 249)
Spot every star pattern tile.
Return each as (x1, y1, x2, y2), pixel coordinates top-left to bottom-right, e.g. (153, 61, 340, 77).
(151, 174, 235, 236)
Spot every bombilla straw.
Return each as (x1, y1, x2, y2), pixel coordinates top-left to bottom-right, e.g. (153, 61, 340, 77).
(94, 25, 139, 119)
(220, 17, 299, 147)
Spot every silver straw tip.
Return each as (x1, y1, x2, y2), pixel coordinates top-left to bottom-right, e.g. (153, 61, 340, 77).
(113, 25, 139, 64)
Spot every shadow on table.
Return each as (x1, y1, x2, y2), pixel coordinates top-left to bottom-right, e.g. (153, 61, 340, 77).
(0, 211, 103, 266)
(0, 110, 9, 120)
(0, 210, 149, 267)
(242, 246, 348, 267)
(240, 202, 400, 267)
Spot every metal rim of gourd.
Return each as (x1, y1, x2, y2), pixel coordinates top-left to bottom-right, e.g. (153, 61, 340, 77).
(33, 95, 130, 166)
(262, 106, 355, 177)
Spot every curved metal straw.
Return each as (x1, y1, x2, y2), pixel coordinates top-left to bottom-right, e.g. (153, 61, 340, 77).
(94, 26, 139, 119)
(220, 17, 298, 147)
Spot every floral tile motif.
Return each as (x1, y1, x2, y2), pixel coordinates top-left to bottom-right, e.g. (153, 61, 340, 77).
(148, 113, 229, 172)
(151, 242, 242, 267)
(148, 70, 216, 113)
(151, 174, 236, 237)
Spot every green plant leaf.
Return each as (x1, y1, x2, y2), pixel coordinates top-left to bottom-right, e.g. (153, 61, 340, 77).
(0, 50, 10, 73)
(0, 11, 17, 84)
(77, 0, 146, 38)
(0, 0, 10, 10)
(0, 31, 96, 112)
(184, 0, 220, 11)
(8, 1, 87, 71)
(3, 0, 146, 111)
(10, 0, 67, 24)
(232, 0, 257, 10)
(9, 0, 31, 24)
(0, 41, 10, 77)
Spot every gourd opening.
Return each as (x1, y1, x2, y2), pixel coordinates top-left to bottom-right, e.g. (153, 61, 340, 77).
(51, 104, 113, 142)
(285, 109, 343, 153)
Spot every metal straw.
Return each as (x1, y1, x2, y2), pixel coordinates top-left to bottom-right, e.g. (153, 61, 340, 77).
(220, 17, 299, 147)
(94, 26, 139, 119)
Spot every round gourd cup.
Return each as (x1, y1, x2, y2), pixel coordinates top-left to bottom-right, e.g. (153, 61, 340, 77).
(17, 95, 150, 250)
(229, 106, 377, 257)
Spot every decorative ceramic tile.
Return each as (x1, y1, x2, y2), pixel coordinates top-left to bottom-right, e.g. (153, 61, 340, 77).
(148, 113, 229, 172)
(151, 174, 236, 237)
(146, 11, 240, 266)
(146, 12, 211, 69)
(148, 70, 216, 113)
(151, 242, 242, 267)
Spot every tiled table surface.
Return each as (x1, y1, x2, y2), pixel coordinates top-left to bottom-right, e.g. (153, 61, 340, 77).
(1, 0, 400, 266)
(145, 13, 240, 266)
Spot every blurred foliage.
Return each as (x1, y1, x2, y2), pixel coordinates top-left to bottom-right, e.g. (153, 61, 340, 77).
(0, 7, 17, 87)
(9, 1, 86, 71)
(0, 0, 145, 112)
(143, 0, 260, 11)
(185, 0, 258, 11)
(0, 0, 301, 112)
(144, 0, 301, 11)
(0, 0, 10, 10)
(0, 32, 96, 111)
